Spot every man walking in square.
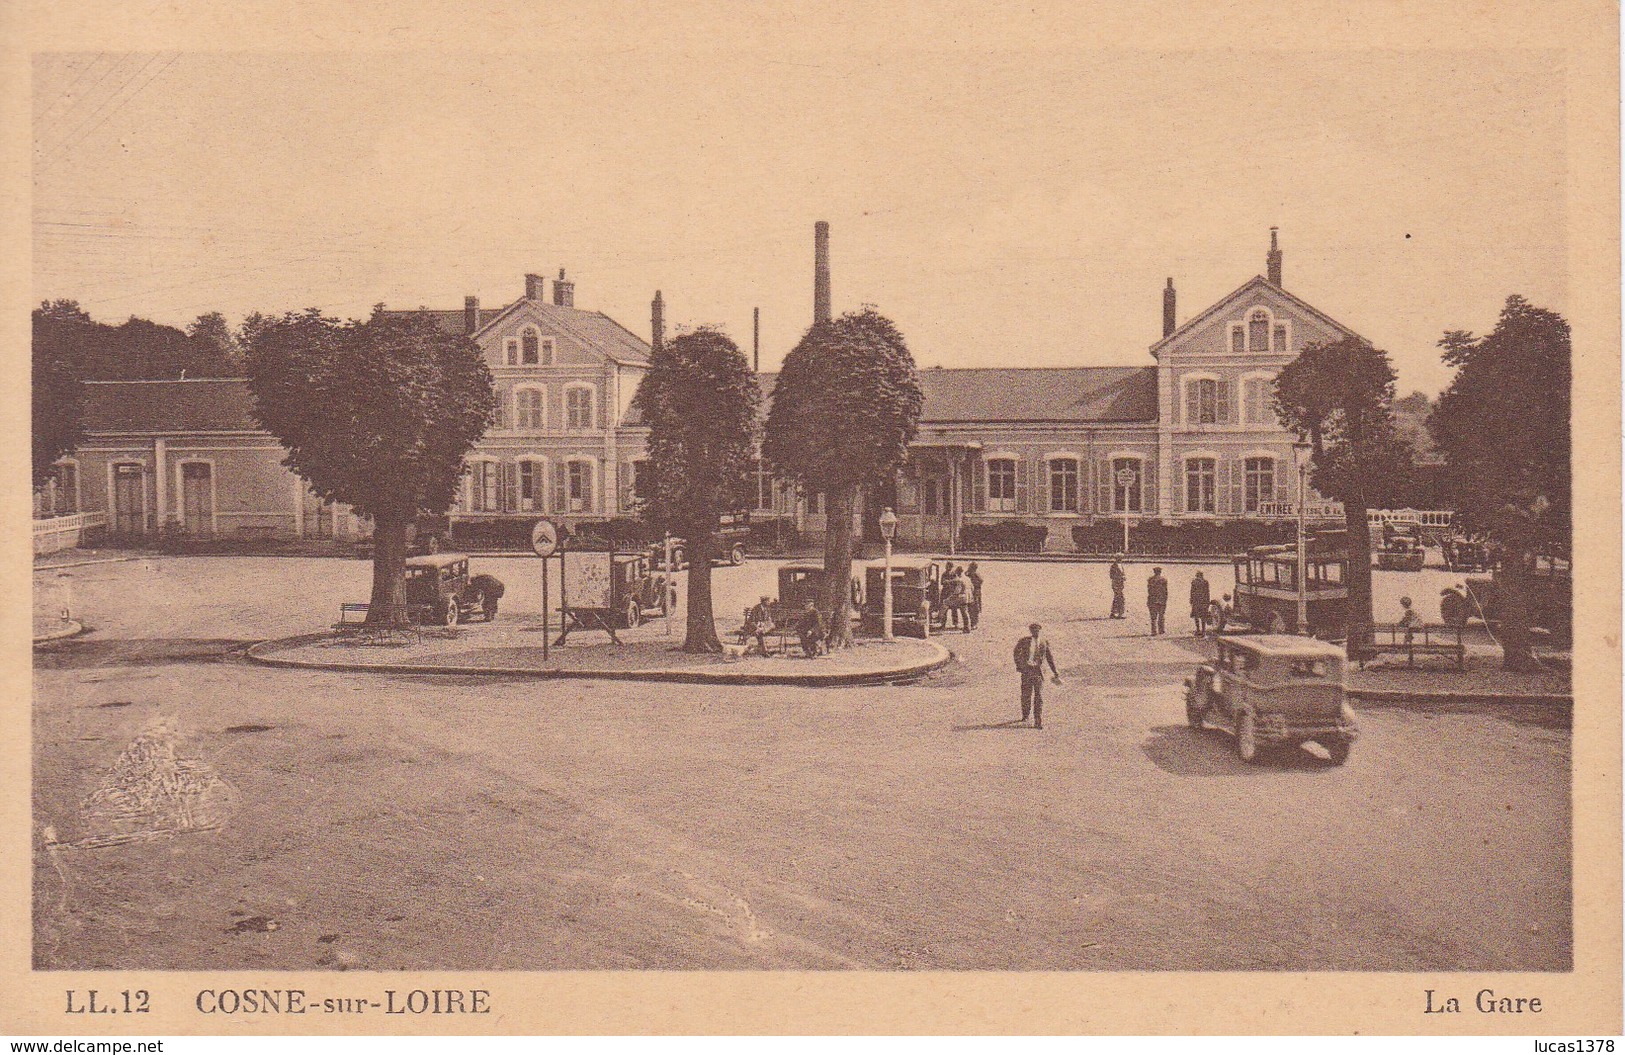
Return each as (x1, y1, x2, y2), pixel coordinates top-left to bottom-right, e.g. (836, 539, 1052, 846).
(1012, 622, 1061, 729)
(966, 562, 984, 629)
(1147, 566, 1168, 635)
(1109, 554, 1127, 618)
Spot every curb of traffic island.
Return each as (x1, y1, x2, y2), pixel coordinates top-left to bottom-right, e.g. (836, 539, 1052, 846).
(1349, 687, 1573, 711)
(243, 633, 954, 687)
(33, 620, 86, 646)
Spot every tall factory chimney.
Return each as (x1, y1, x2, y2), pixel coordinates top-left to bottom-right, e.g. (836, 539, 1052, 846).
(1267, 227, 1283, 287)
(813, 220, 831, 324)
(1162, 278, 1176, 338)
(650, 291, 665, 354)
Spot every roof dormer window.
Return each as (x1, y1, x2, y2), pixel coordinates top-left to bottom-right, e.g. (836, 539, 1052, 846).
(1249, 310, 1270, 353)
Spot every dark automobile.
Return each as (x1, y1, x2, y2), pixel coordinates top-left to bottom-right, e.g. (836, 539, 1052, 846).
(403, 553, 504, 626)
(1185, 634, 1358, 765)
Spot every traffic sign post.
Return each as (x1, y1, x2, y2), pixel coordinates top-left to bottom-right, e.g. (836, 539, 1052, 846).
(530, 520, 559, 663)
(1116, 467, 1137, 554)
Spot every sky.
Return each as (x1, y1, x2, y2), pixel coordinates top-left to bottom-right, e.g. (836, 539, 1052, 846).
(31, 48, 1567, 396)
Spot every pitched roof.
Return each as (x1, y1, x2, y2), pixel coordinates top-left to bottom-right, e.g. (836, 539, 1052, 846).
(736, 366, 1157, 426)
(81, 378, 260, 433)
(1149, 274, 1362, 356)
(381, 298, 654, 366)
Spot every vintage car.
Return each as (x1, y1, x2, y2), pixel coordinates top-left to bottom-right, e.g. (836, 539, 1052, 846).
(651, 512, 752, 570)
(403, 553, 504, 626)
(1375, 523, 1426, 572)
(859, 556, 945, 638)
(1231, 534, 1350, 639)
(1459, 548, 1572, 645)
(354, 515, 451, 561)
(611, 552, 679, 628)
(776, 560, 864, 617)
(1184, 634, 1358, 765)
(1443, 535, 1491, 573)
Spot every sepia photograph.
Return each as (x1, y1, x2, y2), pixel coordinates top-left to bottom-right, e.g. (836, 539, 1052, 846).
(8, 0, 1620, 1038)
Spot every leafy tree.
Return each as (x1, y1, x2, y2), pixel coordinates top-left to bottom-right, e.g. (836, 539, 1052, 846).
(1273, 335, 1413, 634)
(1429, 295, 1571, 671)
(31, 300, 92, 488)
(632, 327, 761, 652)
(245, 307, 496, 627)
(764, 308, 923, 648)
(187, 311, 241, 370)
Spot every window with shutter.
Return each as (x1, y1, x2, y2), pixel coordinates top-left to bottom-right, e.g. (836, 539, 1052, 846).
(1033, 456, 1048, 514)
(971, 458, 986, 512)
(1013, 458, 1028, 513)
(552, 461, 567, 513)
(985, 459, 1016, 513)
(1216, 379, 1231, 424)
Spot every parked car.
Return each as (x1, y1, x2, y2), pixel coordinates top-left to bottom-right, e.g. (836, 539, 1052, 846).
(1459, 548, 1572, 645)
(403, 553, 504, 626)
(650, 511, 752, 570)
(354, 515, 451, 561)
(859, 556, 945, 638)
(612, 553, 679, 628)
(1184, 634, 1358, 765)
(1375, 523, 1426, 571)
(776, 560, 863, 616)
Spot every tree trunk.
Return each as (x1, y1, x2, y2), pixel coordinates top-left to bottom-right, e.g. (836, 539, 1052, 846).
(682, 531, 723, 653)
(366, 508, 412, 628)
(1344, 498, 1374, 636)
(1496, 546, 1539, 672)
(821, 483, 858, 650)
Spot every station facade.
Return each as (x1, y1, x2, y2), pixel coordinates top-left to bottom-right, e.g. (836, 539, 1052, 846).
(57, 232, 1354, 551)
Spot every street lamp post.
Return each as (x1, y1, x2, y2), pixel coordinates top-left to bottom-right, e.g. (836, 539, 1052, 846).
(1293, 440, 1311, 634)
(1116, 467, 1137, 555)
(879, 507, 899, 640)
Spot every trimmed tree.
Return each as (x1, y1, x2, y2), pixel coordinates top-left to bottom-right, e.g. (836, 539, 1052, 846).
(1429, 295, 1571, 671)
(245, 307, 496, 627)
(632, 327, 761, 652)
(32, 300, 91, 489)
(1273, 335, 1413, 635)
(763, 308, 923, 648)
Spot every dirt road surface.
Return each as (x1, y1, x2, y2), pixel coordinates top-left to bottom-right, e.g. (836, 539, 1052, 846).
(33, 556, 1570, 970)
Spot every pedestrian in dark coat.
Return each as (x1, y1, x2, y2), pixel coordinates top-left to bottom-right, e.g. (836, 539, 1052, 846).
(1012, 622, 1061, 728)
(1109, 555, 1127, 619)
(1147, 567, 1168, 635)
(1189, 571, 1211, 636)
(795, 599, 826, 658)
(966, 562, 984, 629)
(942, 570, 970, 631)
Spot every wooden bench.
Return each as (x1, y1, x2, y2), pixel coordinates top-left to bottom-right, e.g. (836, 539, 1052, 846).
(332, 602, 420, 645)
(738, 604, 797, 656)
(1353, 622, 1465, 668)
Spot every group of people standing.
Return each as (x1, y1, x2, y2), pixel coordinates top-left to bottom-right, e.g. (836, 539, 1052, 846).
(926, 561, 982, 632)
(1108, 555, 1232, 637)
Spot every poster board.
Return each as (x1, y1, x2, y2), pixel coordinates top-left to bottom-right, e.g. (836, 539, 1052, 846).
(562, 550, 613, 610)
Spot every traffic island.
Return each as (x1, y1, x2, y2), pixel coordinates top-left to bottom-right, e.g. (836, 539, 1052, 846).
(245, 621, 953, 686)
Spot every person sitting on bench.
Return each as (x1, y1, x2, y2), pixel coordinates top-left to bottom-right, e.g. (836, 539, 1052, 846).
(795, 599, 827, 658)
(743, 595, 776, 656)
(1396, 595, 1422, 643)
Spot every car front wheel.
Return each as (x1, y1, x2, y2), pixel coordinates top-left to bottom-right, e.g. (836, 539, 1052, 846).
(1324, 737, 1351, 766)
(624, 597, 641, 628)
(729, 543, 746, 566)
(1236, 711, 1259, 763)
(441, 599, 460, 627)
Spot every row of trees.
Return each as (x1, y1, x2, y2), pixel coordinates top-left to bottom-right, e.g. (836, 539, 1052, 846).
(636, 308, 923, 651)
(1273, 295, 1570, 671)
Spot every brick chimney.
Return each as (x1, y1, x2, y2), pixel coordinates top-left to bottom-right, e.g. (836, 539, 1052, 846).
(651, 290, 665, 354)
(553, 268, 575, 308)
(1267, 227, 1283, 286)
(1162, 278, 1176, 338)
(525, 273, 544, 300)
(464, 295, 480, 335)
(813, 220, 831, 324)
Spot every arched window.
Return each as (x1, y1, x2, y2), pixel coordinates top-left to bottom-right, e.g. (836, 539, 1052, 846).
(986, 458, 1017, 513)
(1244, 456, 1276, 513)
(567, 460, 595, 512)
(1185, 376, 1232, 425)
(514, 387, 545, 429)
(1048, 457, 1079, 512)
(565, 385, 595, 430)
(1110, 457, 1142, 512)
(1185, 457, 1217, 514)
(518, 459, 544, 512)
(1249, 310, 1270, 353)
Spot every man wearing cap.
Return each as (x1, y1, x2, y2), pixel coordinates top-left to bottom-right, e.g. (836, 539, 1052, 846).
(1397, 595, 1421, 643)
(1012, 622, 1061, 728)
(1108, 555, 1126, 619)
(744, 595, 776, 656)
